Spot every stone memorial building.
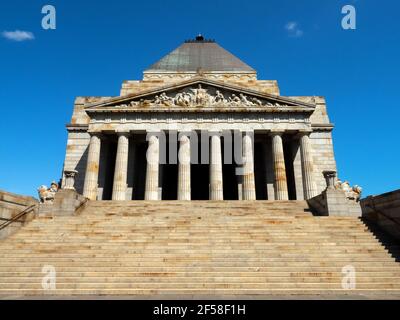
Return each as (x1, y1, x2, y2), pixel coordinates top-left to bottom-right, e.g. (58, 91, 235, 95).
(2, 35, 400, 298)
(62, 35, 336, 202)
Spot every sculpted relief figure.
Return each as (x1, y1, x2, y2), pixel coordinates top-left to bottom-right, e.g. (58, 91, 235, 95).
(190, 85, 210, 106)
(214, 90, 226, 104)
(251, 97, 263, 106)
(174, 92, 191, 107)
(229, 94, 241, 105)
(159, 92, 174, 107)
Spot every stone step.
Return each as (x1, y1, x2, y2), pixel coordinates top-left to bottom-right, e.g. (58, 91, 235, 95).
(1, 266, 398, 272)
(2, 271, 400, 277)
(1, 276, 399, 284)
(2, 283, 400, 289)
(0, 260, 396, 266)
(0, 248, 389, 254)
(1, 200, 399, 297)
(1, 289, 400, 296)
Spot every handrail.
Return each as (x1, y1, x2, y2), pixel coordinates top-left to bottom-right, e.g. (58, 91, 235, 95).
(0, 204, 37, 231)
(365, 196, 400, 229)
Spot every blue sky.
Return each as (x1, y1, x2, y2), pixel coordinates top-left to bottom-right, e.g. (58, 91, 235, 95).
(0, 0, 399, 197)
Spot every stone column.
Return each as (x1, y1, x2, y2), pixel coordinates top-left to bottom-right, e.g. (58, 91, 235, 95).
(112, 132, 130, 200)
(83, 133, 102, 200)
(209, 132, 223, 200)
(299, 132, 318, 199)
(242, 133, 256, 200)
(145, 135, 160, 200)
(178, 134, 191, 200)
(271, 132, 289, 200)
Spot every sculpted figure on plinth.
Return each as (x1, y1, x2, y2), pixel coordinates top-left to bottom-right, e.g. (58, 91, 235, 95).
(335, 179, 363, 202)
(38, 181, 59, 203)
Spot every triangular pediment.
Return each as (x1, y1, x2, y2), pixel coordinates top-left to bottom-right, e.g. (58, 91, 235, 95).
(85, 77, 315, 113)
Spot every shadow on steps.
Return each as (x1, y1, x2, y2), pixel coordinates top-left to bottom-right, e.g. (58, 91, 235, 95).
(361, 218, 400, 262)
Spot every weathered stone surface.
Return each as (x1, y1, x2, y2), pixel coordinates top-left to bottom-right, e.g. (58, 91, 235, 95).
(209, 133, 223, 200)
(0, 190, 37, 240)
(177, 134, 191, 200)
(112, 133, 130, 200)
(361, 190, 400, 240)
(242, 133, 256, 200)
(82, 134, 101, 200)
(271, 133, 289, 200)
(144, 135, 160, 200)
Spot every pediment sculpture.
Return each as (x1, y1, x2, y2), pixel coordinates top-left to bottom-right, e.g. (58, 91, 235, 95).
(117, 85, 287, 109)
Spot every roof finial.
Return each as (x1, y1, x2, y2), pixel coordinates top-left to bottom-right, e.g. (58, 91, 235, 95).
(195, 34, 204, 41)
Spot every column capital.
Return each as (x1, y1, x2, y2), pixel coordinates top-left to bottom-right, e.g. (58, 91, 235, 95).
(178, 130, 193, 137)
(115, 130, 131, 137)
(296, 130, 313, 138)
(208, 130, 222, 135)
(270, 130, 285, 136)
(87, 131, 103, 138)
(146, 129, 162, 133)
(239, 130, 255, 135)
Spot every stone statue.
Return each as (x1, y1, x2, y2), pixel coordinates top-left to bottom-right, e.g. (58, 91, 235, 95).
(159, 92, 174, 107)
(38, 181, 59, 203)
(251, 97, 263, 106)
(239, 93, 252, 106)
(351, 185, 363, 202)
(214, 90, 225, 104)
(335, 179, 362, 202)
(229, 94, 241, 105)
(175, 92, 190, 107)
(190, 84, 210, 106)
(153, 95, 161, 105)
(130, 100, 139, 106)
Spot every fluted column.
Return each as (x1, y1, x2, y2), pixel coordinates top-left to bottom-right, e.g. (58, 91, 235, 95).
(299, 132, 318, 199)
(112, 132, 130, 200)
(209, 133, 223, 200)
(271, 132, 289, 200)
(178, 134, 191, 200)
(83, 133, 102, 200)
(242, 133, 256, 200)
(145, 135, 160, 200)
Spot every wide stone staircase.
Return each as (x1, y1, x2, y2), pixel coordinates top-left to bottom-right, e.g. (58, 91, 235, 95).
(0, 200, 400, 298)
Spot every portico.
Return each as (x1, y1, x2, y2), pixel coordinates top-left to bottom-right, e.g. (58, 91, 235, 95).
(81, 129, 317, 201)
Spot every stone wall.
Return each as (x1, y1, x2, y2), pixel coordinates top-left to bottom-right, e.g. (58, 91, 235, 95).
(361, 190, 400, 240)
(63, 131, 90, 194)
(310, 131, 337, 194)
(307, 188, 362, 217)
(38, 189, 88, 217)
(121, 73, 280, 96)
(0, 190, 38, 239)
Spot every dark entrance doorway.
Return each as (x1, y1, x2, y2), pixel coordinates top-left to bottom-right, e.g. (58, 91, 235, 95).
(161, 136, 178, 200)
(98, 137, 117, 200)
(191, 133, 209, 200)
(222, 137, 238, 200)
